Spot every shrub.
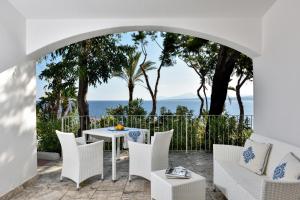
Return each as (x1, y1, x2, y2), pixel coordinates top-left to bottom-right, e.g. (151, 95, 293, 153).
(106, 98, 147, 116)
(37, 118, 61, 153)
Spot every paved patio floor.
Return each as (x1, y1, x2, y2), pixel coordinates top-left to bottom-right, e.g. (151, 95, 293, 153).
(10, 151, 226, 200)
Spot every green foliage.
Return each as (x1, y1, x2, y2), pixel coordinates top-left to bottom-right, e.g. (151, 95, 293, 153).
(106, 99, 147, 116)
(37, 118, 61, 153)
(38, 59, 77, 119)
(40, 34, 131, 133)
(175, 105, 194, 116)
(204, 114, 253, 150)
(156, 106, 252, 151)
(235, 54, 253, 80)
(106, 104, 125, 116)
(160, 106, 173, 116)
(53, 35, 128, 87)
(113, 49, 156, 101)
(131, 31, 148, 46)
(130, 31, 180, 115)
(127, 99, 147, 115)
(37, 112, 80, 153)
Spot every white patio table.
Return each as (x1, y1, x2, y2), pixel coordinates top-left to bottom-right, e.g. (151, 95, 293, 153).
(82, 127, 150, 181)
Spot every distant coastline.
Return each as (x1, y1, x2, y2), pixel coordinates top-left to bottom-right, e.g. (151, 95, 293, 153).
(88, 96, 254, 102)
(88, 96, 253, 116)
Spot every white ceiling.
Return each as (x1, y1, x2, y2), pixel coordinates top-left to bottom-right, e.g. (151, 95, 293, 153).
(8, 0, 276, 19)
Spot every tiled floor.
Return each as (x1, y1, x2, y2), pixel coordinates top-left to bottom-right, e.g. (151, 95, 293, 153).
(10, 152, 226, 200)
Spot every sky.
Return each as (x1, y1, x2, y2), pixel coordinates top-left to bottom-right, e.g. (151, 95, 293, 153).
(36, 32, 253, 101)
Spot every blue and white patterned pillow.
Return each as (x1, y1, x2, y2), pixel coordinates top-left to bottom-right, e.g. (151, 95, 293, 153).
(243, 146, 255, 163)
(239, 139, 272, 175)
(272, 152, 300, 181)
(128, 131, 141, 142)
(273, 162, 287, 180)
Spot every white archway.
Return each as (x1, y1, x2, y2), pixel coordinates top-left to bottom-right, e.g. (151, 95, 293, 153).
(27, 18, 262, 60)
(0, 14, 262, 197)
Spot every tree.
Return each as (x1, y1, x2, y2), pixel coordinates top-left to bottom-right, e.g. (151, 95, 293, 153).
(203, 46, 240, 150)
(132, 31, 177, 115)
(38, 60, 77, 119)
(176, 36, 219, 117)
(106, 99, 147, 116)
(153, 33, 218, 117)
(234, 54, 253, 131)
(114, 50, 155, 103)
(51, 35, 127, 136)
(175, 105, 194, 116)
(160, 106, 173, 116)
(208, 46, 240, 115)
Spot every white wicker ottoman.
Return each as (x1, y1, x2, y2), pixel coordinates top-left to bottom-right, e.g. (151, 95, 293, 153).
(151, 169, 206, 200)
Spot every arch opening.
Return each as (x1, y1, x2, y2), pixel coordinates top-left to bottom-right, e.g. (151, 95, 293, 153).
(29, 25, 260, 60)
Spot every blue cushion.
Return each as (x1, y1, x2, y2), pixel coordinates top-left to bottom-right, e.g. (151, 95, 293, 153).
(128, 131, 141, 142)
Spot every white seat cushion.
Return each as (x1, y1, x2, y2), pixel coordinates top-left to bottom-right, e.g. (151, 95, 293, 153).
(218, 160, 269, 199)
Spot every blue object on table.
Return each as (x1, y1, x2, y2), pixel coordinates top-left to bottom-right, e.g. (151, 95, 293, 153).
(128, 131, 141, 142)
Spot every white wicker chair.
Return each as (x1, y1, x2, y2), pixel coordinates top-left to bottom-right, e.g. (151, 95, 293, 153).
(128, 129, 173, 181)
(56, 130, 104, 189)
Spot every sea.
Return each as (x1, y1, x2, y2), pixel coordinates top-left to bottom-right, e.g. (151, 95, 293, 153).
(88, 97, 253, 116)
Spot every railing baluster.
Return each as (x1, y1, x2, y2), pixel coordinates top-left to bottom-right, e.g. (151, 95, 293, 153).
(185, 114, 188, 153)
(60, 114, 253, 152)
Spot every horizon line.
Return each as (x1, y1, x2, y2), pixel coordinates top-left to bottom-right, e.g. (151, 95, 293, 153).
(86, 96, 254, 101)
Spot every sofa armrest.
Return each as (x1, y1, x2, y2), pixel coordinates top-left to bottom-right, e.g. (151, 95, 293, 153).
(213, 144, 243, 162)
(261, 180, 300, 200)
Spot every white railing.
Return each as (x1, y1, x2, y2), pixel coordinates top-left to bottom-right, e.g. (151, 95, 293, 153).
(61, 114, 253, 152)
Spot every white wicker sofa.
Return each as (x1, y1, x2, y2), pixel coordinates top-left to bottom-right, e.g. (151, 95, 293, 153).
(213, 134, 300, 200)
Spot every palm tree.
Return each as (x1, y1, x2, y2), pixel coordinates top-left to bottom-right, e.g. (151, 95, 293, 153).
(114, 51, 156, 103)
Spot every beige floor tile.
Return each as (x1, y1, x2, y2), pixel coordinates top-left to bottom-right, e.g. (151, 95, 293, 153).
(91, 190, 123, 200)
(9, 152, 225, 200)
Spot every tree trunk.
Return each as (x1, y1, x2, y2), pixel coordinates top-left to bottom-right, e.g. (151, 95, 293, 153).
(139, 52, 160, 116)
(128, 82, 134, 103)
(52, 92, 60, 119)
(197, 82, 204, 118)
(206, 46, 239, 151)
(236, 85, 244, 125)
(151, 64, 163, 116)
(151, 96, 157, 116)
(202, 78, 208, 112)
(77, 68, 90, 137)
(236, 85, 244, 145)
(52, 79, 62, 119)
(236, 74, 250, 145)
(209, 46, 239, 115)
(56, 92, 62, 119)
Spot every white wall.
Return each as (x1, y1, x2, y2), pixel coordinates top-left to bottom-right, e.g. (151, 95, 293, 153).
(0, 1, 37, 196)
(0, 61, 37, 196)
(254, 0, 300, 147)
(0, 0, 26, 73)
(26, 18, 262, 59)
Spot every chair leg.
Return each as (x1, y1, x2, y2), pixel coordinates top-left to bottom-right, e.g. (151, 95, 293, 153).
(128, 175, 132, 182)
(60, 175, 63, 182)
(76, 183, 80, 190)
(101, 173, 104, 180)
